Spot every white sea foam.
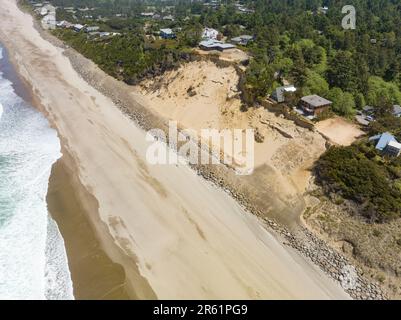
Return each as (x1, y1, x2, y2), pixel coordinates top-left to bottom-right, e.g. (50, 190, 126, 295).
(0, 45, 74, 299)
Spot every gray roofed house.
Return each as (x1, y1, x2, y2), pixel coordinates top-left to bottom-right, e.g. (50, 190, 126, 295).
(231, 35, 254, 46)
(199, 39, 236, 51)
(299, 95, 332, 116)
(271, 85, 296, 103)
(73, 24, 85, 32)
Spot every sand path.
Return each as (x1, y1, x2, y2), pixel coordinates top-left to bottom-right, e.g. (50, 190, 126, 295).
(0, 0, 349, 299)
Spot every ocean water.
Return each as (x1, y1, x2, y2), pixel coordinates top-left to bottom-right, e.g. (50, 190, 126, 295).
(0, 45, 74, 300)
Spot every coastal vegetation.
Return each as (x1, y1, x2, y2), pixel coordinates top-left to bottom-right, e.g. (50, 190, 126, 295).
(53, 28, 192, 84)
(315, 142, 401, 223)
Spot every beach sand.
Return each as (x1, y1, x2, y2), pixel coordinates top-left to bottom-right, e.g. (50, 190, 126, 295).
(0, 0, 350, 299)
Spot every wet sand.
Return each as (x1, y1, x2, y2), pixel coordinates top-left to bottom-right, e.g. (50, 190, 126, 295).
(47, 150, 154, 299)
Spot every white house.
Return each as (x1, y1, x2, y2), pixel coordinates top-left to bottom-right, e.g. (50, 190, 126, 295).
(202, 27, 219, 40)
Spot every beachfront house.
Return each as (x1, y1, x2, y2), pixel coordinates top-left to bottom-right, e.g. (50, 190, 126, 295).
(271, 85, 297, 103)
(199, 39, 236, 52)
(299, 95, 332, 116)
(369, 132, 401, 157)
(202, 27, 219, 40)
(73, 24, 85, 32)
(231, 35, 254, 46)
(160, 28, 176, 39)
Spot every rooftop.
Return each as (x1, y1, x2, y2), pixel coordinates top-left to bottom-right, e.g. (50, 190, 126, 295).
(369, 132, 397, 151)
(199, 39, 236, 50)
(301, 95, 332, 107)
(160, 28, 174, 34)
(280, 85, 296, 92)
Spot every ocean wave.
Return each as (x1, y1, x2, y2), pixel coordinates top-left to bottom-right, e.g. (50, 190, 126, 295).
(0, 45, 74, 300)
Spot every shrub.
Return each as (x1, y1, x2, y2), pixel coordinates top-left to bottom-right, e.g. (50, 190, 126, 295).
(315, 144, 401, 222)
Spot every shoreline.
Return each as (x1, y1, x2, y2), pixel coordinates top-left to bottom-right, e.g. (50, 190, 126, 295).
(1, 38, 153, 300)
(47, 147, 156, 299)
(0, 0, 382, 299)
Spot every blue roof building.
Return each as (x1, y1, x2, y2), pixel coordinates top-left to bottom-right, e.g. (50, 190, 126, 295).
(369, 132, 396, 150)
(369, 132, 401, 156)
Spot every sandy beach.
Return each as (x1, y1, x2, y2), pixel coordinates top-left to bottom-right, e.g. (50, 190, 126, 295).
(0, 0, 350, 299)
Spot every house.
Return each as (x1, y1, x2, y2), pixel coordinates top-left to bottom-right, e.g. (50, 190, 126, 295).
(73, 24, 85, 32)
(231, 35, 254, 46)
(369, 132, 401, 157)
(87, 31, 100, 37)
(271, 85, 296, 103)
(393, 105, 401, 117)
(85, 26, 99, 33)
(299, 95, 332, 116)
(141, 12, 154, 17)
(317, 6, 329, 14)
(163, 15, 175, 21)
(387, 140, 401, 157)
(202, 27, 219, 40)
(160, 28, 176, 39)
(199, 39, 236, 51)
(99, 32, 111, 38)
(56, 21, 73, 29)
